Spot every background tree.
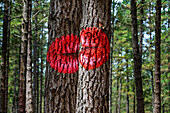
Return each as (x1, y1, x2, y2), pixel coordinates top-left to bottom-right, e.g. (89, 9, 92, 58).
(0, 0, 9, 112)
(26, 0, 33, 112)
(130, 0, 145, 112)
(154, 0, 161, 112)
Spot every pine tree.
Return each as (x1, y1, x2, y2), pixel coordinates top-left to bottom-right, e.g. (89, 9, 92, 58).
(76, 0, 111, 112)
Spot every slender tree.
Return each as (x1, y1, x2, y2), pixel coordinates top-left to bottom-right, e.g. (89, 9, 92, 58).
(6, 0, 12, 111)
(110, 1, 115, 112)
(154, 0, 161, 112)
(26, 0, 33, 112)
(40, 25, 44, 113)
(0, 0, 9, 112)
(76, 0, 111, 112)
(45, 0, 81, 112)
(33, 0, 38, 112)
(126, 57, 129, 113)
(19, 0, 30, 112)
(130, 0, 145, 112)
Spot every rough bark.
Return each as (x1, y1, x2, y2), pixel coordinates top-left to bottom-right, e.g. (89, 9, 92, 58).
(19, 0, 29, 112)
(0, 0, 8, 112)
(26, 0, 33, 112)
(76, 0, 111, 112)
(45, 0, 81, 112)
(130, 0, 145, 112)
(154, 0, 161, 112)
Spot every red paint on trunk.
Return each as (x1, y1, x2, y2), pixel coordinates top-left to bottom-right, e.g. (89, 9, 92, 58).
(79, 27, 110, 69)
(47, 34, 79, 74)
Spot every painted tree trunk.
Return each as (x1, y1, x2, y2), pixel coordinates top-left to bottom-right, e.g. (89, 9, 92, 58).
(154, 0, 161, 112)
(45, 0, 81, 112)
(130, 0, 145, 112)
(19, 0, 29, 112)
(76, 1, 111, 112)
(0, 0, 8, 112)
(26, 0, 33, 112)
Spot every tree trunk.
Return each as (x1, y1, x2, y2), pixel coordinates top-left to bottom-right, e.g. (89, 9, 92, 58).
(109, 1, 115, 112)
(45, 0, 81, 112)
(0, 0, 8, 112)
(37, 37, 39, 113)
(6, 0, 11, 111)
(33, 0, 38, 112)
(19, 0, 29, 112)
(126, 58, 129, 113)
(76, 0, 111, 112)
(40, 24, 44, 113)
(12, 59, 17, 113)
(26, 0, 33, 112)
(130, 0, 145, 112)
(151, 70, 155, 112)
(154, 0, 161, 112)
(118, 77, 122, 113)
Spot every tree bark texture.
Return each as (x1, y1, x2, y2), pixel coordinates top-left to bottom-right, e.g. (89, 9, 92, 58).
(130, 0, 145, 112)
(26, 0, 33, 112)
(45, 0, 81, 112)
(19, 0, 29, 112)
(33, 1, 38, 112)
(76, 1, 111, 112)
(154, 0, 161, 112)
(0, 0, 8, 112)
